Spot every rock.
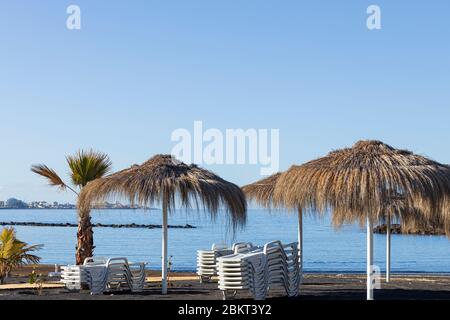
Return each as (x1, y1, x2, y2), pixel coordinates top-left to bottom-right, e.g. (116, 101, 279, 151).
(374, 224, 445, 235)
(0, 221, 196, 230)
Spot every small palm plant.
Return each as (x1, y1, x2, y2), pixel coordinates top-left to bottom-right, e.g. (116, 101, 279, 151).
(31, 150, 112, 265)
(0, 227, 42, 284)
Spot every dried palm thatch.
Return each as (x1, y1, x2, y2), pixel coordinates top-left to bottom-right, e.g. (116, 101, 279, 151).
(79, 154, 246, 294)
(78, 154, 247, 229)
(242, 173, 282, 208)
(331, 196, 436, 232)
(31, 165, 69, 191)
(273, 140, 450, 236)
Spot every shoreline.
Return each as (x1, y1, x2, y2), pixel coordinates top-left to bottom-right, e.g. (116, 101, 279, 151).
(2, 265, 450, 300)
(13, 264, 450, 276)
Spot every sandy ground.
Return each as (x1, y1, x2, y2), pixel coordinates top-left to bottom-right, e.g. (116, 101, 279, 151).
(1, 265, 450, 300)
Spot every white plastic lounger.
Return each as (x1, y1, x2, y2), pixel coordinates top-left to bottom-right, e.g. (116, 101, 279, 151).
(216, 241, 301, 300)
(60, 257, 107, 290)
(196, 242, 254, 283)
(263, 241, 300, 297)
(85, 257, 147, 295)
(217, 251, 268, 300)
(60, 266, 85, 290)
(61, 257, 146, 295)
(128, 262, 147, 292)
(197, 244, 232, 283)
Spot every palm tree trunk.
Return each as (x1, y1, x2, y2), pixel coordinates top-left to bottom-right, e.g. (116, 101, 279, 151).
(0, 265, 7, 284)
(76, 209, 94, 265)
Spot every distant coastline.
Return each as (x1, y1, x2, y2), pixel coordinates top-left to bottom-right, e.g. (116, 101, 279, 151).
(0, 207, 158, 210)
(0, 197, 156, 210)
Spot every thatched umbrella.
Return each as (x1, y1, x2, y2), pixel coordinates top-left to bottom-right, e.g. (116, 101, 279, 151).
(242, 173, 282, 208)
(78, 154, 247, 294)
(333, 195, 430, 283)
(273, 140, 450, 300)
(242, 173, 305, 277)
(242, 176, 413, 288)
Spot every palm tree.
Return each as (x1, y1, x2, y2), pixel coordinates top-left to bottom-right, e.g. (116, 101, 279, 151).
(0, 227, 42, 284)
(31, 150, 112, 265)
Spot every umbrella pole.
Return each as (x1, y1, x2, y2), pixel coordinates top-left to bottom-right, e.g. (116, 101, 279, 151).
(161, 197, 168, 295)
(386, 216, 391, 283)
(297, 207, 303, 283)
(298, 208, 303, 285)
(367, 216, 374, 300)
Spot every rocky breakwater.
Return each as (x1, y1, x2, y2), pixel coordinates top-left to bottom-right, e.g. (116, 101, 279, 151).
(374, 224, 445, 235)
(0, 221, 195, 229)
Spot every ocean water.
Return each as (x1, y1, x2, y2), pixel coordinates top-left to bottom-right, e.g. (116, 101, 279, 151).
(1, 209, 449, 273)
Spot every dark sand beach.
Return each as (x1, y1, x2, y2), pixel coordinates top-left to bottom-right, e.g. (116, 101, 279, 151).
(1, 265, 449, 300)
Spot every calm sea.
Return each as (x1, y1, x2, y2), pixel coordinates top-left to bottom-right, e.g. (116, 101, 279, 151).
(1, 209, 449, 273)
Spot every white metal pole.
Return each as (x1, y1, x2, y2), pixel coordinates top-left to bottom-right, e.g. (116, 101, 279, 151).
(298, 207, 303, 284)
(161, 198, 168, 295)
(386, 216, 391, 283)
(367, 216, 374, 300)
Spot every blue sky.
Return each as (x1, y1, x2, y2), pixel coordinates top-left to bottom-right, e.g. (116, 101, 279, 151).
(1, 1, 449, 203)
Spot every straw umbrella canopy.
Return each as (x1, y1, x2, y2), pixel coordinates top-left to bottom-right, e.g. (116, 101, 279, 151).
(273, 140, 450, 300)
(333, 194, 435, 283)
(241, 175, 427, 288)
(242, 172, 303, 290)
(242, 172, 306, 285)
(78, 154, 247, 294)
(242, 173, 282, 208)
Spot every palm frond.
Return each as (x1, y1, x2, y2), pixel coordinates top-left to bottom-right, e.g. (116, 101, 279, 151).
(0, 227, 14, 243)
(0, 228, 42, 280)
(66, 150, 112, 187)
(31, 164, 67, 190)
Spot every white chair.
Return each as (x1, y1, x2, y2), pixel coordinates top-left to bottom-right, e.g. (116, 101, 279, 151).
(216, 241, 301, 300)
(128, 262, 146, 292)
(264, 241, 300, 297)
(85, 257, 147, 295)
(60, 257, 108, 290)
(62, 257, 146, 295)
(61, 265, 85, 290)
(196, 242, 255, 283)
(197, 243, 231, 282)
(217, 250, 267, 300)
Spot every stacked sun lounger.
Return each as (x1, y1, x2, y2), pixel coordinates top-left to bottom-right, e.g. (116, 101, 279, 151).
(197, 244, 233, 282)
(128, 262, 147, 292)
(61, 257, 146, 295)
(60, 265, 85, 290)
(84, 264, 109, 295)
(216, 241, 301, 300)
(196, 242, 254, 282)
(217, 249, 268, 300)
(61, 257, 107, 290)
(264, 241, 301, 297)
